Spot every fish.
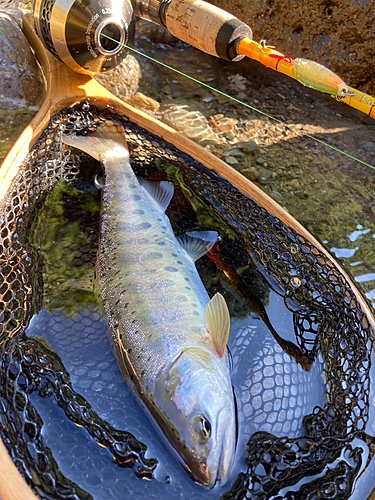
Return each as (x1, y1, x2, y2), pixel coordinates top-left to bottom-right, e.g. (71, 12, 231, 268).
(62, 124, 237, 488)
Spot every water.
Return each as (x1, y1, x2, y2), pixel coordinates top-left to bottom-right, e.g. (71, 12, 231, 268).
(21, 160, 372, 499)
(1, 17, 374, 500)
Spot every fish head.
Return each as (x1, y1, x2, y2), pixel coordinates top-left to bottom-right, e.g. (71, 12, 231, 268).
(153, 347, 236, 488)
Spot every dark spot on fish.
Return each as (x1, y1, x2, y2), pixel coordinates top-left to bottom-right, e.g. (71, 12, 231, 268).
(137, 222, 151, 229)
(184, 277, 190, 282)
(136, 238, 149, 245)
(128, 348, 132, 354)
(164, 266, 178, 272)
(147, 252, 163, 260)
(185, 286, 191, 290)
(193, 311, 199, 316)
(133, 209, 144, 215)
(132, 195, 141, 200)
(157, 218, 162, 222)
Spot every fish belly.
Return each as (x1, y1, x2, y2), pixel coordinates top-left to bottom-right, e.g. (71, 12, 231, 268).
(97, 161, 212, 394)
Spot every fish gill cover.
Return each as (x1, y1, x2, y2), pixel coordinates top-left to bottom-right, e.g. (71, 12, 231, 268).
(0, 102, 374, 499)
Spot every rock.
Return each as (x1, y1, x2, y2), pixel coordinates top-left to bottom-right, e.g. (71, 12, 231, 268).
(235, 140, 258, 152)
(0, 13, 44, 109)
(225, 148, 245, 157)
(215, 117, 238, 134)
(225, 156, 239, 166)
(257, 166, 273, 184)
(270, 190, 283, 202)
(95, 54, 141, 100)
(126, 92, 160, 113)
(287, 179, 300, 189)
(241, 167, 259, 181)
(208, 0, 375, 95)
(161, 104, 220, 144)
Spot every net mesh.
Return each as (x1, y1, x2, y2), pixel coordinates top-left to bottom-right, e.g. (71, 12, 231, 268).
(0, 102, 374, 499)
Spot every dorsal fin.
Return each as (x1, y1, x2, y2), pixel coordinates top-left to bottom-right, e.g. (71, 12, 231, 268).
(177, 230, 217, 261)
(204, 293, 230, 358)
(139, 179, 174, 212)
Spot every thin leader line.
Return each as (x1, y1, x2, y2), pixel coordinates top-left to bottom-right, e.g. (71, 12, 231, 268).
(101, 33, 375, 171)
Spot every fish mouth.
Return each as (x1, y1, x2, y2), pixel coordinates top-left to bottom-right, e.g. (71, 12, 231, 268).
(206, 406, 235, 489)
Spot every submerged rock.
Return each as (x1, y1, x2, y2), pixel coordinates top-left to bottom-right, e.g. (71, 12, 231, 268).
(0, 13, 44, 108)
(94, 54, 141, 100)
(161, 104, 220, 144)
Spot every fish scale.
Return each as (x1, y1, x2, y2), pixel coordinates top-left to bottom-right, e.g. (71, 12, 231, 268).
(98, 162, 214, 383)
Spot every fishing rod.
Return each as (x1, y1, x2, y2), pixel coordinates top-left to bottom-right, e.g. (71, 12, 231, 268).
(32, 0, 375, 119)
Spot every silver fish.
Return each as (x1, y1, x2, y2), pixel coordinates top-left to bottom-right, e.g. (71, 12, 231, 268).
(62, 124, 236, 488)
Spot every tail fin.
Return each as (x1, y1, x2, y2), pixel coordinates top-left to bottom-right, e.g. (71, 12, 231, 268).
(62, 122, 128, 162)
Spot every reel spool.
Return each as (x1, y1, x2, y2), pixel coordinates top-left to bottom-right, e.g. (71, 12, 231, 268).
(33, 0, 135, 74)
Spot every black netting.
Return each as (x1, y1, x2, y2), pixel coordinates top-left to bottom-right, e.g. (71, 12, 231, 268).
(0, 102, 374, 499)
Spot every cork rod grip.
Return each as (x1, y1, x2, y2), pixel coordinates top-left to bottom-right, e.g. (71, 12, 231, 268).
(163, 0, 252, 61)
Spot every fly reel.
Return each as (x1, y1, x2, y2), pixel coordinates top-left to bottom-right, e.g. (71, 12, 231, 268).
(33, 0, 135, 74)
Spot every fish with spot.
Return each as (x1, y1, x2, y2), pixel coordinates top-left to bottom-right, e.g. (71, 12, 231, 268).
(62, 124, 236, 488)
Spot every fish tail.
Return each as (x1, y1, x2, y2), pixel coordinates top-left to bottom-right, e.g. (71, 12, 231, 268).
(62, 122, 128, 161)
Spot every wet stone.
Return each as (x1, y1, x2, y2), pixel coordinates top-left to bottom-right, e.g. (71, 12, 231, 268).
(225, 148, 245, 157)
(161, 104, 220, 144)
(215, 117, 238, 134)
(225, 156, 239, 166)
(94, 55, 141, 100)
(0, 14, 43, 108)
(126, 91, 160, 113)
(257, 167, 274, 184)
(235, 140, 258, 152)
(241, 167, 259, 181)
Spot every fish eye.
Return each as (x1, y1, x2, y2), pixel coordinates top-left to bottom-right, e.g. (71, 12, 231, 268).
(193, 414, 211, 443)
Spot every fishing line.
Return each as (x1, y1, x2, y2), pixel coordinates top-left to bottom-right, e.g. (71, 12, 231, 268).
(101, 33, 375, 171)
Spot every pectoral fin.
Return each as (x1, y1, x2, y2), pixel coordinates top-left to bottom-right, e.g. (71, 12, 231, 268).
(177, 230, 218, 261)
(204, 292, 230, 358)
